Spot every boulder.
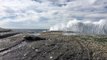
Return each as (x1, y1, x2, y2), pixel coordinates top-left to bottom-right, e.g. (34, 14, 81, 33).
(24, 35, 46, 41)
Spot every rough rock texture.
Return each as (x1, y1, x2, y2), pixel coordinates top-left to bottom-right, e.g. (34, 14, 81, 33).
(24, 35, 46, 41)
(0, 28, 11, 32)
(0, 31, 107, 60)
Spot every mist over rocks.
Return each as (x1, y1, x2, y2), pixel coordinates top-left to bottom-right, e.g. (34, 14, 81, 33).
(49, 19, 107, 35)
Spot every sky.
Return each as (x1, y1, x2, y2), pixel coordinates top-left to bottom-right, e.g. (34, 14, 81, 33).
(0, 0, 107, 29)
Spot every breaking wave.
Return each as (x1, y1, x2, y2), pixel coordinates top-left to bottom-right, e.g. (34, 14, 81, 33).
(49, 19, 107, 34)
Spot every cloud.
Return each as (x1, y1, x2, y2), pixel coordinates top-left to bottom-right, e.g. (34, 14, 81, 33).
(0, 0, 107, 29)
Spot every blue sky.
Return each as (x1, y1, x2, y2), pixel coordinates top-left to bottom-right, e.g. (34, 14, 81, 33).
(0, 0, 107, 29)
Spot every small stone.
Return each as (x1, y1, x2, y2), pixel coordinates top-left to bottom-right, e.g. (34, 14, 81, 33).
(50, 56, 53, 59)
(35, 49, 39, 52)
(32, 47, 35, 49)
(24, 54, 27, 56)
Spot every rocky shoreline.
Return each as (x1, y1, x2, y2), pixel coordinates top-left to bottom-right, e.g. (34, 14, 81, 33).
(0, 29, 107, 60)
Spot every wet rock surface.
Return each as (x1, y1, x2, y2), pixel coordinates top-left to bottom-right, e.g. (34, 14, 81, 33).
(0, 31, 107, 60)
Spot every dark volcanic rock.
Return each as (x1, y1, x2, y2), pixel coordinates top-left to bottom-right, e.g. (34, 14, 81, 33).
(24, 35, 46, 41)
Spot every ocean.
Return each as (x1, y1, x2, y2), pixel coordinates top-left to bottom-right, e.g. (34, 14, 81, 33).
(12, 29, 48, 33)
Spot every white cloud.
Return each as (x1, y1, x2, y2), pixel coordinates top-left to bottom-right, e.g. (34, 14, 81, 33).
(0, 0, 107, 29)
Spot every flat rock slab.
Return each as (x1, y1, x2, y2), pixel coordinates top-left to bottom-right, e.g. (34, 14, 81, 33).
(0, 28, 11, 33)
(0, 33, 107, 60)
(0, 34, 25, 53)
(0, 32, 19, 39)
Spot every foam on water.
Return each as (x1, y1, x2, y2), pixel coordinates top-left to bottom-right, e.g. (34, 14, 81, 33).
(49, 19, 107, 34)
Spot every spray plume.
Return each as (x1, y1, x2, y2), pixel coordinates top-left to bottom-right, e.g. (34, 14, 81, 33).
(49, 19, 107, 34)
